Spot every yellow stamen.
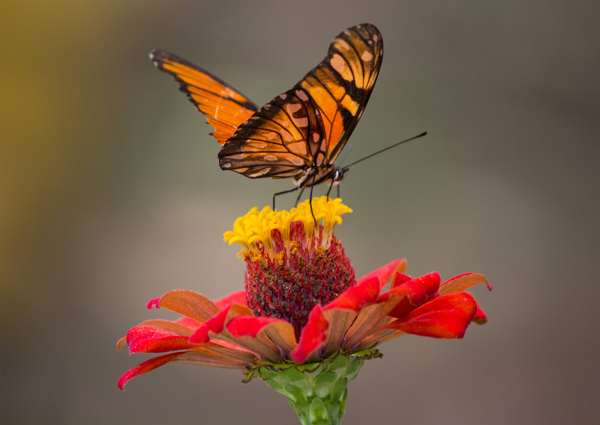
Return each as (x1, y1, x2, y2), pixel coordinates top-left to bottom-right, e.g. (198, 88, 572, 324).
(224, 197, 352, 257)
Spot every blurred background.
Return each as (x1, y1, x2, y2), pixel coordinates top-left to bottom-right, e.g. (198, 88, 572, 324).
(1, 1, 598, 424)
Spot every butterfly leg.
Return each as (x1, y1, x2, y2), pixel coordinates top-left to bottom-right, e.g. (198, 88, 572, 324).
(308, 173, 317, 225)
(325, 178, 335, 200)
(294, 187, 306, 207)
(337, 184, 340, 198)
(273, 186, 300, 211)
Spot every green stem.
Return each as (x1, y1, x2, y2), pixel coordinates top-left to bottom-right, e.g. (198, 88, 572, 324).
(244, 349, 382, 425)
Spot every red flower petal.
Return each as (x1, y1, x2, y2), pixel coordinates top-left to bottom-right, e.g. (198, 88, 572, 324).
(290, 305, 329, 364)
(146, 297, 160, 310)
(213, 290, 247, 311)
(473, 301, 488, 324)
(151, 290, 220, 322)
(175, 316, 203, 330)
(439, 273, 492, 295)
(384, 293, 478, 339)
(324, 276, 380, 312)
(189, 306, 232, 344)
(390, 272, 413, 288)
(171, 350, 252, 369)
(118, 352, 183, 390)
(227, 316, 283, 338)
(227, 316, 297, 354)
(127, 326, 197, 353)
(322, 309, 357, 356)
(357, 258, 407, 288)
(381, 272, 441, 318)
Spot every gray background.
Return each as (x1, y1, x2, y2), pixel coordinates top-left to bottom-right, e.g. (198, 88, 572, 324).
(1, 1, 598, 424)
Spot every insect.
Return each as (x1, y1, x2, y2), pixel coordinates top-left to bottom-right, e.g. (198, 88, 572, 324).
(150, 23, 385, 211)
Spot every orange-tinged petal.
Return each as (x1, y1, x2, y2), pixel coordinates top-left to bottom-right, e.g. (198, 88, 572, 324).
(171, 351, 251, 369)
(150, 290, 220, 322)
(343, 296, 401, 350)
(439, 273, 492, 295)
(227, 316, 297, 354)
(290, 305, 329, 364)
(322, 308, 357, 356)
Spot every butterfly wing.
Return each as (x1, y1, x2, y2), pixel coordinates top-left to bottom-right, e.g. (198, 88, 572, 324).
(217, 23, 384, 180)
(150, 50, 259, 145)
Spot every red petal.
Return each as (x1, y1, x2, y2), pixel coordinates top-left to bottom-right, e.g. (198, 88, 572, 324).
(214, 290, 247, 311)
(390, 272, 412, 289)
(156, 290, 220, 322)
(322, 309, 357, 356)
(358, 258, 407, 288)
(226, 316, 297, 354)
(473, 301, 488, 324)
(127, 326, 197, 353)
(175, 316, 203, 330)
(146, 297, 161, 310)
(118, 352, 183, 390)
(439, 273, 492, 295)
(381, 272, 441, 318)
(189, 306, 231, 344)
(290, 305, 329, 364)
(384, 293, 478, 339)
(227, 316, 284, 338)
(324, 276, 380, 312)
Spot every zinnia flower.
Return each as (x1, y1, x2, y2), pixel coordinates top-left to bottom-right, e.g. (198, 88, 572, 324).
(117, 197, 491, 425)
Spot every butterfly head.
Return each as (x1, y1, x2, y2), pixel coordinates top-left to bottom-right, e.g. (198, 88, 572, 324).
(332, 166, 349, 186)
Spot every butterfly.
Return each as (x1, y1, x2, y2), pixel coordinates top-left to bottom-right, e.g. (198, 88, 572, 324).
(150, 23, 383, 208)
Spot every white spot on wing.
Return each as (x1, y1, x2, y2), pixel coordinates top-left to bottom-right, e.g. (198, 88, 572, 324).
(296, 90, 308, 101)
(330, 54, 346, 73)
(287, 103, 302, 113)
(361, 51, 373, 61)
(293, 117, 308, 127)
(249, 168, 271, 178)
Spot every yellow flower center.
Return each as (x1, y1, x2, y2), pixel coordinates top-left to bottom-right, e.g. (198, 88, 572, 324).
(223, 197, 352, 259)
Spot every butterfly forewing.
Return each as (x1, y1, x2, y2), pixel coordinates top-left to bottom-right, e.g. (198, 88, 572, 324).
(302, 24, 383, 164)
(150, 50, 259, 145)
(216, 23, 383, 183)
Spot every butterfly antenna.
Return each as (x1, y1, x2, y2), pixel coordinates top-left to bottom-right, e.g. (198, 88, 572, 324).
(337, 144, 353, 167)
(343, 132, 427, 169)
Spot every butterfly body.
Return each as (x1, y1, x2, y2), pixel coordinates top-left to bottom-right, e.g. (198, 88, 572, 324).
(151, 23, 383, 196)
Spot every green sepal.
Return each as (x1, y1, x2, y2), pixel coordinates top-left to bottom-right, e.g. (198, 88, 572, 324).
(243, 349, 382, 425)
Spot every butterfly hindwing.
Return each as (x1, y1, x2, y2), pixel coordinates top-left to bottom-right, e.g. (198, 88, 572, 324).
(150, 49, 259, 145)
(217, 23, 383, 181)
(218, 87, 327, 179)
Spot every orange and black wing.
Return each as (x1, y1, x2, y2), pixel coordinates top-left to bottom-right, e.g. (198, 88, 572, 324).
(150, 50, 259, 145)
(217, 23, 383, 179)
